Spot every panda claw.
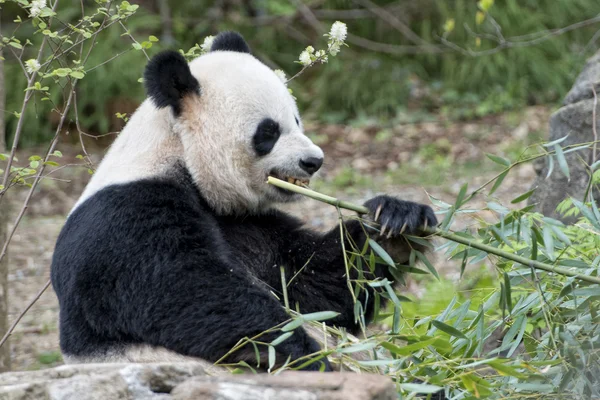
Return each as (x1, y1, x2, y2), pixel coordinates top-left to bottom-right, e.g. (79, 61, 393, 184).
(400, 222, 408, 235)
(374, 205, 382, 223)
(380, 222, 388, 238)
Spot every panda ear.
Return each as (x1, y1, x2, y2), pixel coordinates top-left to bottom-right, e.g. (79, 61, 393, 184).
(144, 50, 200, 115)
(211, 31, 251, 54)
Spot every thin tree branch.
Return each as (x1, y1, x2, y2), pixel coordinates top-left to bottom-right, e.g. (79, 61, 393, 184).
(0, 280, 51, 349)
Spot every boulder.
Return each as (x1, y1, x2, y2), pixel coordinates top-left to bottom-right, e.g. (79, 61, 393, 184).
(529, 50, 600, 222)
(0, 363, 397, 400)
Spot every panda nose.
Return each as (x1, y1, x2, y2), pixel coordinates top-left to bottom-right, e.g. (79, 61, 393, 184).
(299, 157, 324, 175)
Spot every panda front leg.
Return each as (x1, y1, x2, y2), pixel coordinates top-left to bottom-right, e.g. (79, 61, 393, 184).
(284, 195, 437, 333)
(136, 266, 332, 372)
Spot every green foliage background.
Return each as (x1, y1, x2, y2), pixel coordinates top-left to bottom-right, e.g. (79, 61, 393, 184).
(2, 0, 599, 144)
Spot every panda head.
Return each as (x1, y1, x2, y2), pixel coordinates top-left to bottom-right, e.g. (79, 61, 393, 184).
(144, 32, 324, 215)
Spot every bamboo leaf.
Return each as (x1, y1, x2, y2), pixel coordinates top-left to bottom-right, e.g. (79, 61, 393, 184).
(400, 383, 443, 394)
(486, 153, 511, 166)
(511, 188, 536, 204)
(270, 332, 294, 346)
(368, 239, 395, 268)
(268, 345, 276, 370)
(554, 144, 570, 180)
(301, 311, 339, 322)
(431, 320, 468, 339)
(489, 170, 508, 195)
(281, 318, 304, 332)
(415, 251, 439, 280)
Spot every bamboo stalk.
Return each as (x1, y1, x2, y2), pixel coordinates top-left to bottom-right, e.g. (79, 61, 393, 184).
(267, 177, 600, 285)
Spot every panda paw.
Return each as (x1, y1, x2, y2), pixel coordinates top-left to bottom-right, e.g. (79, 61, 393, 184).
(363, 195, 437, 238)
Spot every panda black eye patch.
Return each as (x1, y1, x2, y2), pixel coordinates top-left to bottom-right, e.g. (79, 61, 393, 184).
(253, 118, 281, 156)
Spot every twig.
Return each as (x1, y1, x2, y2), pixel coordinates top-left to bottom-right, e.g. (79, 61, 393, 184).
(0, 0, 59, 200)
(441, 14, 600, 57)
(353, 0, 431, 48)
(267, 177, 600, 285)
(0, 279, 51, 349)
(592, 84, 598, 165)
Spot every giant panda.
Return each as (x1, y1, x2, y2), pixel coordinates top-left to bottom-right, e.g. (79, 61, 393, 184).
(50, 32, 437, 372)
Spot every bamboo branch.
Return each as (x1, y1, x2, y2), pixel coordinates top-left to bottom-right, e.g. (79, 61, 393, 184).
(267, 177, 600, 285)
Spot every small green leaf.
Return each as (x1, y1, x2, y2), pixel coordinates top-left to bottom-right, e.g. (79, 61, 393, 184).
(415, 251, 439, 280)
(301, 311, 339, 322)
(368, 239, 395, 267)
(431, 320, 467, 339)
(281, 318, 304, 332)
(270, 332, 293, 346)
(400, 383, 443, 394)
(554, 144, 570, 180)
(542, 135, 569, 147)
(511, 188, 536, 204)
(268, 345, 276, 370)
(70, 71, 85, 79)
(489, 170, 508, 195)
(486, 153, 510, 167)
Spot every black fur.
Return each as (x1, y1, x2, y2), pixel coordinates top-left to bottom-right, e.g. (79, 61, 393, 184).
(51, 166, 436, 371)
(253, 118, 281, 156)
(210, 31, 251, 53)
(144, 51, 200, 115)
(364, 195, 438, 235)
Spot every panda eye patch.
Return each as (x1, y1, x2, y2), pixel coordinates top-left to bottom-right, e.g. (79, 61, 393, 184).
(253, 118, 281, 156)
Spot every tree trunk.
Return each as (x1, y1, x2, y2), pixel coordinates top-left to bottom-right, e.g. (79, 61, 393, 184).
(0, 50, 11, 372)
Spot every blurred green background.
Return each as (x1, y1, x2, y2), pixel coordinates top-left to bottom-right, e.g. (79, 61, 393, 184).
(2, 0, 599, 146)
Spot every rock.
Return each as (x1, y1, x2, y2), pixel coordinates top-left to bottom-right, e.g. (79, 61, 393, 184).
(0, 363, 396, 400)
(171, 372, 397, 400)
(0, 362, 217, 400)
(529, 50, 600, 222)
(564, 51, 600, 105)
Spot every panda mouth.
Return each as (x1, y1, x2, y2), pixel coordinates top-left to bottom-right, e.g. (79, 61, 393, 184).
(268, 172, 310, 189)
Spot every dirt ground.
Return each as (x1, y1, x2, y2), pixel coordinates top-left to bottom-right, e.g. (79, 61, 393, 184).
(4, 106, 551, 370)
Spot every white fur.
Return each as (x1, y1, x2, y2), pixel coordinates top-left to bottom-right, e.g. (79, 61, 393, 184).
(73, 51, 323, 215)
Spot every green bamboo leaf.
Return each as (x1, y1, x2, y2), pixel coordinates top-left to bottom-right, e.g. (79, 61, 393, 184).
(511, 188, 536, 204)
(546, 155, 555, 178)
(270, 332, 294, 346)
(542, 135, 569, 147)
(337, 341, 377, 354)
(542, 225, 555, 261)
(486, 153, 511, 166)
(503, 272, 512, 312)
(281, 318, 304, 332)
(489, 170, 508, 195)
(551, 225, 571, 246)
(268, 345, 276, 370)
(455, 182, 468, 208)
(301, 311, 339, 322)
(431, 320, 468, 339)
(399, 383, 443, 394)
(571, 198, 600, 229)
(416, 251, 439, 280)
(554, 144, 570, 180)
(488, 360, 527, 378)
(368, 239, 395, 268)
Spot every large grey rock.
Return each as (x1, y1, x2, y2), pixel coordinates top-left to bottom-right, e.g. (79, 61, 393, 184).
(0, 363, 396, 400)
(564, 51, 600, 105)
(0, 363, 216, 400)
(529, 50, 600, 222)
(171, 372, 397, 400)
